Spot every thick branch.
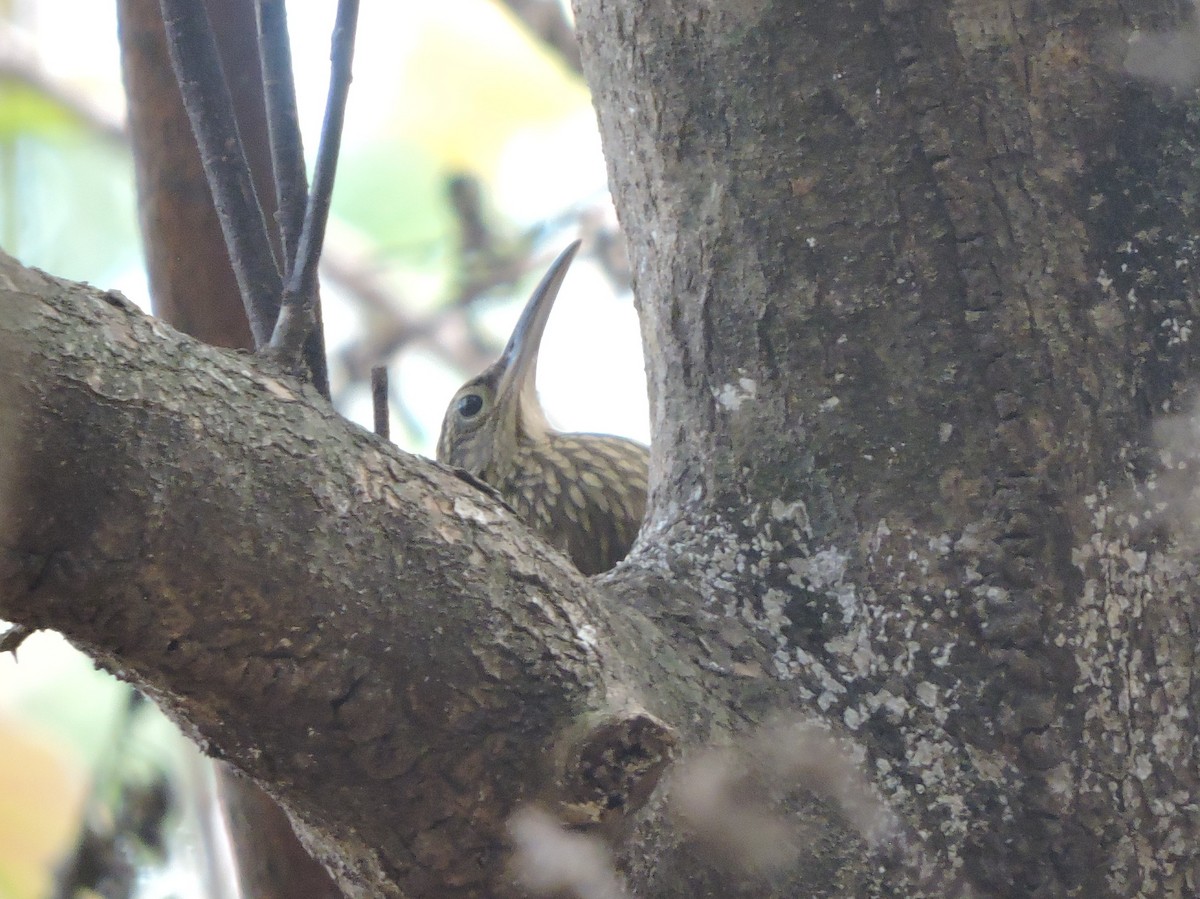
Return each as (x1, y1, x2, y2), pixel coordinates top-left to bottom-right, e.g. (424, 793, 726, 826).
(0, 256, 679, 897)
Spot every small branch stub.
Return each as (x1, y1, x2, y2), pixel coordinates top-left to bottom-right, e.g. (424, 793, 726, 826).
(553, 709, 677, 829)
(371, 364, 389, 439)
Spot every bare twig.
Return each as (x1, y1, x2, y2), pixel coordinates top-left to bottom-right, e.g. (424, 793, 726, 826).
(157, 0, 282, 348)
(254, 0, 304, 267)
(268, 0, 360, 363)
(371, 365, 389, 439)
(0, 622, 31, 655)
(255, 0, 330, 397)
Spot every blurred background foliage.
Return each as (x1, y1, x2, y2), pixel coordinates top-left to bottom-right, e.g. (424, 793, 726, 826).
(0, 1, 646, 895)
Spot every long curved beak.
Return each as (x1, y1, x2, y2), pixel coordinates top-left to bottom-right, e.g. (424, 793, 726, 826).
(495, 240, 582, 401)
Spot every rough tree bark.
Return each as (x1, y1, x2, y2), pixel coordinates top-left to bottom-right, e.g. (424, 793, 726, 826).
(574, 0, 1200, 895)
(118, 0, 341, 894)
(1, 1, 1199, 897)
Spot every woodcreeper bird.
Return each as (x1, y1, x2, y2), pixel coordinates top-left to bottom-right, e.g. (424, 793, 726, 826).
(437, 241, 648, 574)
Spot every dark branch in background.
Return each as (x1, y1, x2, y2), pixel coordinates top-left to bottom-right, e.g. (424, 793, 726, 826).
(448, 174, 495, 257)
(326, 258, 491, 380)
(52, 692, 173, 899)
(446, 173, 630, 306)
(255, 0, 330, 398)
(157, 0, 282, 347)
(328, 247, 525, 406)
(371, 365, 389, 439)
(321, 244, 496, 447)
(268, 0, 360, 362)
(497, 0, 582, 76)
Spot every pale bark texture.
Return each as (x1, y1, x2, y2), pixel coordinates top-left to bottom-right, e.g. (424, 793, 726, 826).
(2, 0, 1199, 897)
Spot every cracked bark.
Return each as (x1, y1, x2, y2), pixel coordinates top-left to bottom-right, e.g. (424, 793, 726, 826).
(2, 0, 1200, 895)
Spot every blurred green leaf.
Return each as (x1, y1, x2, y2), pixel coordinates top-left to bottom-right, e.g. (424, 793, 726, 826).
(0, 78, 89, 139)
(333, 140, 453, 262)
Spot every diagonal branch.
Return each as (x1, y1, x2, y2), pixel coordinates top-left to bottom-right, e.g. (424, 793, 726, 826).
(0, 257, 679, 898)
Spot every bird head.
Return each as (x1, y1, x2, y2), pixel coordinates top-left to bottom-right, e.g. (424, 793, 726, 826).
(436, 240, 581, 474)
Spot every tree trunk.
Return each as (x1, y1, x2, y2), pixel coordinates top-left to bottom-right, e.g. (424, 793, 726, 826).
(574, 0, 1200, 894)
(2, 0, 1199, 896)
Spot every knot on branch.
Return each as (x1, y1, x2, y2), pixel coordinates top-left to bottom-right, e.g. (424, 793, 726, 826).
(554, 708, 677, 828)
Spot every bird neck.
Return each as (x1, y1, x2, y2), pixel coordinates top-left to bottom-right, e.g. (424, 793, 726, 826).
(515, 381, 551, 443)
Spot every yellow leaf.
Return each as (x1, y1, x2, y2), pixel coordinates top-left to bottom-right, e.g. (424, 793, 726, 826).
(0, 715, 86, 899)
(388, 0, 589, 174)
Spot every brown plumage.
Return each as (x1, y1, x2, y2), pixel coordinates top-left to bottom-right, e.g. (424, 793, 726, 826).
(437, 241, 648, 574)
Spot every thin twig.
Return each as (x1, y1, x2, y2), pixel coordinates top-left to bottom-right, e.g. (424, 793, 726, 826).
(371, 366, 389, 439)
(255, 0, 305, 267)
(158, 0, 282, 348)
(268, 0, 360, 362)
(255, 0, 331, 397)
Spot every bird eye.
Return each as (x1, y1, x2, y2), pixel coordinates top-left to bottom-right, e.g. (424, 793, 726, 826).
(458, 392, 484, 418)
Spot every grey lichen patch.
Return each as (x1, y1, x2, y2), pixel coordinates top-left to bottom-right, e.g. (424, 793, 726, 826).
(648, 504, 981, 799)
(1069, 475, 1200, 892)
(639, 487, 1145, 887)
(712, 375, 759, 412)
